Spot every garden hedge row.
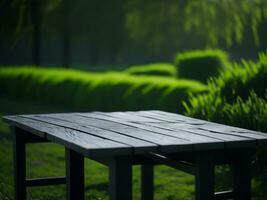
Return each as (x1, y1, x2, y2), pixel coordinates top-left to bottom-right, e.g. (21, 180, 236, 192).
(126, 63, 177, 77)
(175, 49, 229, 82)
(0, 67, 207, 112)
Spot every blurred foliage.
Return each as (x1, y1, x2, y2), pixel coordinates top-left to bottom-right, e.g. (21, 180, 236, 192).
(0, 66, 207, 112)
(125, 63, 177, 77)
(184, 0, 267, 47)
(174, 49, 229, 82)
(0, 0, 61, 42)
(222, 91, 267, 132)
(184, 52, 267, 199)
(125, 0, 267, 53)
(1, 0, 267, 56)
(184, 51, 267, 130)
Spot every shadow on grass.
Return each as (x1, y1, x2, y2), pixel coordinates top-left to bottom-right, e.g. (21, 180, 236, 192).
(85, 182, 108, 192)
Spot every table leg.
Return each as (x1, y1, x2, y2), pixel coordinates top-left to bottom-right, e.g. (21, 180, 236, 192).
(232, 151, 252, 200)
(195, 153, 214, 200)
(65, 148, 84, 200)
(109, 157, 132, 200)
(13, 127, 26, 200)
(141, 164, 154, 200)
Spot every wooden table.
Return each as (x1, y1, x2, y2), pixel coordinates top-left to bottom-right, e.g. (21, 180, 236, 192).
(3, 110, 267, 200)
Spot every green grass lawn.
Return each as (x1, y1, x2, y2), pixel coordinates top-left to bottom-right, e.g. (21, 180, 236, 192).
(0, 97, 196, 200)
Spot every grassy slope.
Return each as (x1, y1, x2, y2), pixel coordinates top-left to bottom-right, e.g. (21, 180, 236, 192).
(0, 97, 194, 200)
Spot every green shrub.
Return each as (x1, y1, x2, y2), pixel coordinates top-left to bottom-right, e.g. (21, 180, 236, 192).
(188, 90, 267, 132)
(184, 53, 267, 200)
(175, 49, 229, 82)
(184, 52, 267, 122)
(126, 63, 177, 77)
(216, 53, 267, 103)
(222, 92, 267, 132)
(0, 67, 207, 113)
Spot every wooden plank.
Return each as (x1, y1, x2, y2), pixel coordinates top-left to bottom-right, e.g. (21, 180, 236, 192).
(144, 123, 256, 148)
(195, 152, 215, 200)
(198, 124, 267, 144)
(78, 113, 225, 150)
(131, 111, 188, 123)
(78, 112, 148, 124)
(78, 113, 225, 151)
(66, 148, 84, 200)
(145, 153, 195, 175)
(3, 116, 46, 138)
(130, 123, 225, 150)
(141, 164, 154, 200)
(140, 110, 208, 124)
(27, 114, 193, 153)
(98, 111, 162, 123)
(232, 150, 252, 200)
(214, 191, 234, 200)
(26, 177, 66, 187)
(199, 123, 267, 135)
(10, 116, 133, 157)
(109, 156, 133, 200)
(13, 127, 27, 200)
(79, 111, 180, 125)
(149, 110, 267, 139)
(139, 111, 266, 146)
(23, 115, 158, 154)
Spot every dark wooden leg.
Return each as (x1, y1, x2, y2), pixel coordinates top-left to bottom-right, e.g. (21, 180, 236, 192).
(12, 127, 26, 200)
(13, 127, 27, 200)
(232, 151, 252, 200)
(195, 153, 214, 200)
(141, 164, 154, 200)
(109, 157, 132, 200)
(65, 148, 84, 200)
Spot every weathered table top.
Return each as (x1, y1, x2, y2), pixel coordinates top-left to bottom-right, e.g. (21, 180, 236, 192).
(3, 110, 267, 157)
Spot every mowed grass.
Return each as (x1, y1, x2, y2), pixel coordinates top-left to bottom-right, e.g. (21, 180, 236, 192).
(0, 97, 195, 200)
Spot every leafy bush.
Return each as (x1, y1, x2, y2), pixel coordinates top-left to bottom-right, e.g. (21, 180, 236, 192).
(0, 67, 207, 113)
(184, 53, 267, 200)
(184, 52, 267, 124)
(222, 92, 267, 132)
(187, 90, 267, 200)
(191, 91, 267, 132)
(175, 49, 229, 82)
(125, 63, 177, 77)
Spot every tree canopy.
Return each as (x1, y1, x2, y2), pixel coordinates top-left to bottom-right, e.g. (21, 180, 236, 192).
(1, 0, 267, 63)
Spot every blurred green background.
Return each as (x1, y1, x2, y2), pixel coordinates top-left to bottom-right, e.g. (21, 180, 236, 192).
(1, 0, 267, 199)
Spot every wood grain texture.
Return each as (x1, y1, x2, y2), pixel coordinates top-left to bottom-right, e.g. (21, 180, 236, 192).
(3, 110, 267, 158)
(6, 116, 133, 157)
(23, 114, 159, 154)
(142, 123, 256, 148)
(26, 114, 193, 153)
(3, 116, 46, 138)
(4, 110, 265, 200)
(78, 113, 225, 151)
(113, 110, 266, 147)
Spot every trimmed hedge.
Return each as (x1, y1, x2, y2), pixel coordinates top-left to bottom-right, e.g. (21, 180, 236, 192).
(126, 63, 177, 77)
(175, 49, 229, 82)
(0, 67, 207, 112)
(184, 52, 267, 131)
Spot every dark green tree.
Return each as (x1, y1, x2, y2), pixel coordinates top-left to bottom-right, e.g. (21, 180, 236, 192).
(0, 0, 61, 65)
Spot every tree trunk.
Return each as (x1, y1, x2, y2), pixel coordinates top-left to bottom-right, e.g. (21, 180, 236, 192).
(31, 0, 41, 66)
(62, 0, 70, 68)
